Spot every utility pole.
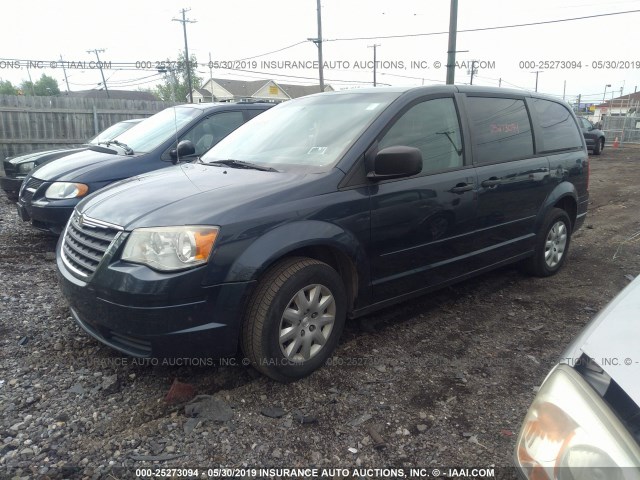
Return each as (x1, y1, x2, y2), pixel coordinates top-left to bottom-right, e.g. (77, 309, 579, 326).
(308, 0, 324, 91)
(368, 44, 381, 86)
(87, 49, 109, 98)
(531, 70, 542, 92)
(59, 55, 70, 93)
(208, 52, 214, 102)
(602, 84, 611, 104)
(26, 67, 36, 95)
(563, 80, 566, 100)
(173, 8, 196, 103)
(499, 78, 502, 87)
(467, 60, 478, 85)
(576, 94, 581, 112)
(446, 0, 458, 84)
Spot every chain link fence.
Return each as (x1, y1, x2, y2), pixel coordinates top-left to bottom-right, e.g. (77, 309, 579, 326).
(602, 115, 640, 145)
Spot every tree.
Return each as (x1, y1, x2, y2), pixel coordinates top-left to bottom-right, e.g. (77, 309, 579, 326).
(0, 79, 18, 95)
(20, 74, 60, 96)
(154, 52, 202, 103)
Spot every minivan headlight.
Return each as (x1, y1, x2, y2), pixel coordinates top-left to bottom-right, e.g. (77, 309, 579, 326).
(45, 182, 89, 199)
(18, 162, 35, 174)
(515, 364, 640, 479)
(121, 226, 219, 271)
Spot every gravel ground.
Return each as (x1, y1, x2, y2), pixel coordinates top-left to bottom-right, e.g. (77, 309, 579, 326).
(1, 146, 639, 479)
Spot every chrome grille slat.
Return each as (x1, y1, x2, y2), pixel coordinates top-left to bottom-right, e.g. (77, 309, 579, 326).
(66, 226, 109, 252)
(24, 177, 45, 190)
(61, 214, 120, 277)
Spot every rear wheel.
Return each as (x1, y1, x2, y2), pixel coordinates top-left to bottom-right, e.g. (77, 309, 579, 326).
(593, 137, 604, 155)
(524, 208, 572, 277)
(241, 257, 346, 382)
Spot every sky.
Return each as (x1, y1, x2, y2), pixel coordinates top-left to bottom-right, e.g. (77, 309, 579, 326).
(1, 0, 639, 106)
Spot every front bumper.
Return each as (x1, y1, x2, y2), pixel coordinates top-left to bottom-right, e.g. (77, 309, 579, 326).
(56, 243, 255, 359)
(17, 197, 76, 235)
(0, 176, 23, 200)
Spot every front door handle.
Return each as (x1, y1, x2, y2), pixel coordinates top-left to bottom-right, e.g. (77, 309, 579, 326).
(481, 178, 501, 188)
(449, 183, 474, 194)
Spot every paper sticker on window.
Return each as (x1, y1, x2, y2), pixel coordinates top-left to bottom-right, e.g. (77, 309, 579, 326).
(491, 123, 520, 134)
(307, 147, 327, 155)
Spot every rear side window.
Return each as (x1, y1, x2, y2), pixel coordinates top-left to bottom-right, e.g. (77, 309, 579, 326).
(467, 97, 534, 164)
(532, 99, 583, 153)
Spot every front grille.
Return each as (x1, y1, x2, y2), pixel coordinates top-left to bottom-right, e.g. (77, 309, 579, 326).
(62, 214, 120, 276)
(24, 176, 45, 191)
(20, 176, 45, 203)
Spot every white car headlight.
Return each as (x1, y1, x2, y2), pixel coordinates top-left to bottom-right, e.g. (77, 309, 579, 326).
(17, 162, 35, 174)
(45, 182, 89, 199)
(121, 226, 219, 271)
(515, 364, 640, 479)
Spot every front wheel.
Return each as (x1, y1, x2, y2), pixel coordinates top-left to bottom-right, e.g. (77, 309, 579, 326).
(241, 257, 347, 382)
(523, 208, 572, 277)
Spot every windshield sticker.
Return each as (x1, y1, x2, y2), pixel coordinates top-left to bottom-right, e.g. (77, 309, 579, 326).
(366, 103, 381, 110)
(307, 147, 328, 155)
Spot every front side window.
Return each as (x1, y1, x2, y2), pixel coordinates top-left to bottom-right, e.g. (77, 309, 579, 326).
(532, 99, 583, 153)
(467, 97, 534, 164)
(378, 97, 463, 174)
(181, 111, 245, 156)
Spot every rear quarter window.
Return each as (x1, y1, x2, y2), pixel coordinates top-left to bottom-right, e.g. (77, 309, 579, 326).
(467, 97, 534, 164)
(532, 98, 583, 152)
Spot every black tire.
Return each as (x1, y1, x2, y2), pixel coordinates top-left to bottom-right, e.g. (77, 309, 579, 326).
(523, 208, 572, 277)
(593, 138, 603, 155)
(241, 257, 347, 382)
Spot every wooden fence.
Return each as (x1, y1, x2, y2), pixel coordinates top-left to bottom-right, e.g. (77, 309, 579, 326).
(0, 95, 177, 159)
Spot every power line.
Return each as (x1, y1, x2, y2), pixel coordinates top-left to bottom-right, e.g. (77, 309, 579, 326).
(324, 9, 640, 42)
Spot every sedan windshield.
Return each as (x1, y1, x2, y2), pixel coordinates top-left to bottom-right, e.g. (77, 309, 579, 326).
(201, 92, 400, 170)
(112, 107, 202, 154)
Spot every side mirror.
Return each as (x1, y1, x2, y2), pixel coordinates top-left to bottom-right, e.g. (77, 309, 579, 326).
(170, 140, 196, 164)
(367, 146, 422, 180)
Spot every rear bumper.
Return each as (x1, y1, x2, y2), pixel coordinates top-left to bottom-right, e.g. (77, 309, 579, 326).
(56, 246, 255, 359)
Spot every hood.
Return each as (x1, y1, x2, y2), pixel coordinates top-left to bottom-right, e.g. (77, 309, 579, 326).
(6, 146, 86, 165)
(78, 163, 318, 229)
(563, 275, 640, 405)
(30, 148, 129, 182)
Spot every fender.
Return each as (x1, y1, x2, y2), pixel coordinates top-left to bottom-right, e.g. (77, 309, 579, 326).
(535, 181, 578, 232)
(218, 219, 370, 296)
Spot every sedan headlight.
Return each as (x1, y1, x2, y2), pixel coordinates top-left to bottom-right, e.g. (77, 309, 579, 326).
(515, 364, 640, 479)
(45, 182, 89, 199)
(17, 162, 35, 174)
(121, 226, 219, 271)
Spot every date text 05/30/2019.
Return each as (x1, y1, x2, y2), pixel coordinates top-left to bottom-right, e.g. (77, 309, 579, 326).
(519, 60, 640, 69)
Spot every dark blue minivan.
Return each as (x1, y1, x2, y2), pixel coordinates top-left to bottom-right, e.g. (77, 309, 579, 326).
(56, 86, 589, 382)
(17, 102, 272, 234)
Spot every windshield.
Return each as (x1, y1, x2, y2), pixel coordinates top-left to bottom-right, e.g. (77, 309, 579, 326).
(89, 120, 141, 144)
(112, 107, 203, 154)
(201, 92, 400, 169)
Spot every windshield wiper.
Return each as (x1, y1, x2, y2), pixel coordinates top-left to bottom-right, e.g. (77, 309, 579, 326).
(205, 159, 278, 172)
(106, 140, 134, 155)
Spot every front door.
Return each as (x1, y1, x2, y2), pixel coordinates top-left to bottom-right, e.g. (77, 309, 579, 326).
(369, 96, 478, 301)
